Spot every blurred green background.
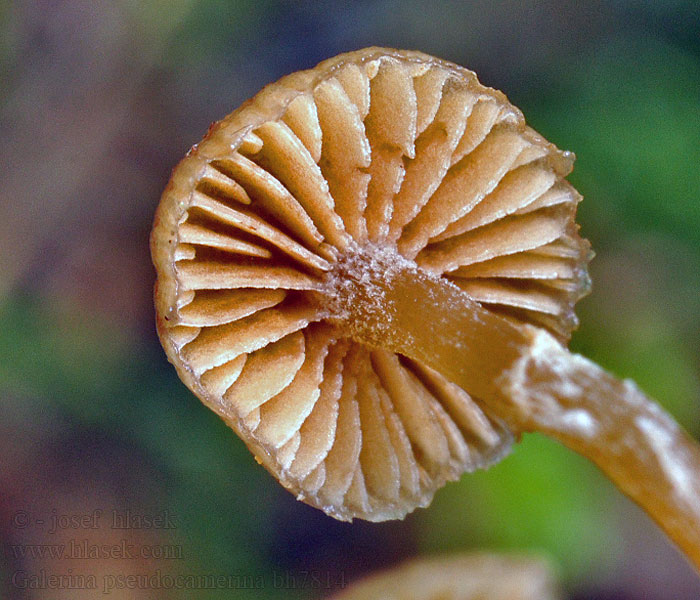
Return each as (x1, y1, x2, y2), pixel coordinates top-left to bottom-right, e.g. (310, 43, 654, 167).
(1, 1, 699, 598)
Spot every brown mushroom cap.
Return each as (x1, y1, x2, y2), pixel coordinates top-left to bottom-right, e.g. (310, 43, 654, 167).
(151, 47, 591, 521)
(327, 553, 562, 600)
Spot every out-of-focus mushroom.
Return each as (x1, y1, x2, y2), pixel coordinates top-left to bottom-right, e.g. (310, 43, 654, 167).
(151, 47, 700, 568)
(326, 553, 561, 600)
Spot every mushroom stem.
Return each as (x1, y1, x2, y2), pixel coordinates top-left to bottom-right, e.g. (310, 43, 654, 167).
(498, 328, 700, 571)
(337, 253, 700, 570)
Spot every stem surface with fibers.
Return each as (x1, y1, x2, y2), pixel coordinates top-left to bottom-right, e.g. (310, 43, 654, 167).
(330, 252, 700, 570)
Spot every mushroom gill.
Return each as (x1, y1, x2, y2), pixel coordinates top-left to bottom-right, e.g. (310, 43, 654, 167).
(152, 48, 588, 521)
(152, 48, 700, 570)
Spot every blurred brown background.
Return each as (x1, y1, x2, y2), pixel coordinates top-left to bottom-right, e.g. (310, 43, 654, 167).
(1, 1, 699, 598)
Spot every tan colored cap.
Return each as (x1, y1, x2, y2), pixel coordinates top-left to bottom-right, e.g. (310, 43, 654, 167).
(328, 553, 561, 600)
(151, 47, 590, 521)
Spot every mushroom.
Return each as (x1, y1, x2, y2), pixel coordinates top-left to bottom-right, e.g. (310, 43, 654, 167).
(326, 553, 561, 600)
(151, 48, 700, 567)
